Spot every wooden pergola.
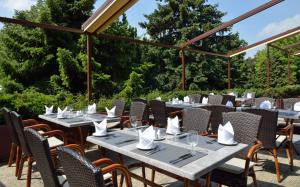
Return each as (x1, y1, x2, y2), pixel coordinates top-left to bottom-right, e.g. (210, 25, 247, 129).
(1, 0, 298, 100)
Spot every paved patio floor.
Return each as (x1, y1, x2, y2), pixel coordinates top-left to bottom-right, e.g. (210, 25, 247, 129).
(1, 135, 300, 187)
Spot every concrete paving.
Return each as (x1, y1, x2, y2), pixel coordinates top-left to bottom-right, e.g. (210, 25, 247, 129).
(1, 135, 300, 187)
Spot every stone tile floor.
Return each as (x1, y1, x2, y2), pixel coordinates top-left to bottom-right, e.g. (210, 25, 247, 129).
(1, 135, 300, 187)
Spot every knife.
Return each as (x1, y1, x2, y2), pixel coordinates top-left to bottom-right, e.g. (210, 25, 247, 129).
(115, 139, 136, 145)
(169, 153, 192, 164)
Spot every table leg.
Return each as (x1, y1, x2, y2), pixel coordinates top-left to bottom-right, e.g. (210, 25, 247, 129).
(184, 179, 189, 187)
(142, 163, 147, 187)
(77, 127, 85, 146)
(118, 154, 125, 187)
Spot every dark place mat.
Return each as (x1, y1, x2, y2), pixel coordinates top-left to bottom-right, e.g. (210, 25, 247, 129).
(132, 142, 207, 167)
(170, 135, 224, 151)
(93, 132, 138, 147)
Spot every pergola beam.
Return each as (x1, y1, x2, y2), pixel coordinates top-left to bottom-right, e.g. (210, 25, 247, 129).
(284, 41, 300, 50)
(181, 0, 283, 48)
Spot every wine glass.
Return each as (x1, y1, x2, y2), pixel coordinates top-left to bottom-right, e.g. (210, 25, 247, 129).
(130, 115, 138, 130)
(187, 130, 198, 155)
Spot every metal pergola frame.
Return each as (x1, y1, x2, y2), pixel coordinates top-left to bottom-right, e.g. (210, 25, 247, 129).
(0, 0, 297, 100)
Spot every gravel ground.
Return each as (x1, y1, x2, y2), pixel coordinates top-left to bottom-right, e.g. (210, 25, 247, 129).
(1, 135, 300, 187)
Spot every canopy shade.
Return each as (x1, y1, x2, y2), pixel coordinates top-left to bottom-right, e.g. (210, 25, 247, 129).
(82, 0, 138, 33)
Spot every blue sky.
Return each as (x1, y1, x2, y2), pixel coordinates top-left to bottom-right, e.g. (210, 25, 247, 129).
(1, 0, 299, 57)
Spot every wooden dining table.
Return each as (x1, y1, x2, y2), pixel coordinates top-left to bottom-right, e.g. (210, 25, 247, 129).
(86, 128, 248, 187)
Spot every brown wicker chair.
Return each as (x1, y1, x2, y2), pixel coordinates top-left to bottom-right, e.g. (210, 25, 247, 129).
(210, 112, 262, 187)
(10, 111, 67, 187)
(121, 101, 147, 129)
(200, 105, 235, 135)
(188, 94, 202, 103)
(242, 108, 292, 182)
(222, 95, 236, 107)
(208, 95, 223, 105)
(182, 108, 211, 135)
(243, 92, 256, 106)
(58, 146, 132, 187)
(254, 97, 275, 108)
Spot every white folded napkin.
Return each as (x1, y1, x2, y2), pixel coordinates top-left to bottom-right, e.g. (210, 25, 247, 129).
(166, 116, 180, 135)
(183, 96, 190, 103)
(57, 107, 67, 119)
(202, 97, 208, 104)
(93, 119, 107, 136)
(172, 98, 179, 104)
(156, 97, 162, 101)
(45, 105, 53, 115)
(228, 92, 235, 96)
(246, 93, 252, 98)
(88, 103, 96, 114)
(294, 102, 300, 111)
(137, 126, 155, 149)
(218, 121, 235, 144)
(225, 101, 234, 107)
(105, 106, 116, 117)
(209, 93, 214, 95)
(259, 100, 272, 109)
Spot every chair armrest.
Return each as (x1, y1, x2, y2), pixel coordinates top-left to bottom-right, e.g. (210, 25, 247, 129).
(93, 158, 114, 167)
(277, 123, 292, 135)
(22, 119, 39, 126)
(102, 164, 132, 187)
(42, 130, 68, 145)
(168, 110, 182, 118)
(25, 124, 52, 131)
(244, 142, 262, 177)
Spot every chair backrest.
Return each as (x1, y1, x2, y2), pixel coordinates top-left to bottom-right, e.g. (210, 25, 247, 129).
(254, 97, 275, 107)
(130, 102, 147, 121)
(10, 111, 31, 156)
(112, 100, 125, 117)
(222, 112, 262, 145)
(2, 108, 19, 145)
(200, 105, 235, 134)
(24, 128, 60, 187)
(188, 94, 202, 103)
(282, 98, 300, 110)
(182, 108, 211, 133)
(222, 95, 236, 107)
(57, 146, 104, 187)
(149, 100, 167, 127)
(242, 108, 278, 149)
(208, 95, 223, 105)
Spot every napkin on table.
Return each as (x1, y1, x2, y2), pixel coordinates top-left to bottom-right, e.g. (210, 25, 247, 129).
(156, 97, 162, 101)
(259, 100, 272, 109)
(45, 105, 53, 115)
(88, 103, 96, 114)
(93, 119, 107, 135)
(225, 101, 234, 107)
(218, 121, 235, 144)
(202, 97, 208, 104)
(294, 102, 300, 111)
(246, 93, 252, 99)
(183, 96, 190, 103)
(172, 98, 179, 104)
(105, 106, 116, 117)
(137, 126, 155, 149)
(57, 107, 67, 119)
(166, 116, 180, 135)
(228, 92, 235, 96)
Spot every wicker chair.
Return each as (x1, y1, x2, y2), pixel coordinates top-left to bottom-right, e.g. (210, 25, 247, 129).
(208, 95, 223, 105)
(10, 111, 67, 187)
(222, 95, 236, 107)
(200, 105, 235, 135)
(210, 112, 262, 187)
(282, 98, 300, 127)
(242, 108, 292, 182)
(243, 92, 256, 106)
(188, 94, 202, 103)
(182, 108, 211, 134)
(57, 146, 132, 187)
(121, 101, 147, 128)
(254, 97, 275, 108)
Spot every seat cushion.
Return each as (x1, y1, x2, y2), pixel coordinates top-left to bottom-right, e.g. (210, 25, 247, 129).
(218, 158, 255, 175)
(47, 137, 64, 148)
(276, 135, 287, 147)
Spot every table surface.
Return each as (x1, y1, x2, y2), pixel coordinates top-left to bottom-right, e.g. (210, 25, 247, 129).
(166, 102, 205, 109)
(39, 113, 120, 128)
(87, 129, 248, 180)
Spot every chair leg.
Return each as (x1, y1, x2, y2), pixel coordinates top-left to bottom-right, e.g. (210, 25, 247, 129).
(151, 169, 155, 183)
(26, 157, 33, 187)
(15, 146, 21, 177)
(142, 164, 147, 187)
(8, 143, 16, 167)
(205, 172, 211, 187)
(273, 149, 281, 183)
(286, 145, 294, 170)
(18, 156, 26, 179)
(249, 168, 258, 187)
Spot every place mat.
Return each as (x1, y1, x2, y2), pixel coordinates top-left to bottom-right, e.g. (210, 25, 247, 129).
(59, 117, 86, 123)
(170, 135, 224, 151)
(93, 132, 138, 147)
(132, 143, 207, 167)
(87, 114, 119, 122)
(278, 111, 299, 117)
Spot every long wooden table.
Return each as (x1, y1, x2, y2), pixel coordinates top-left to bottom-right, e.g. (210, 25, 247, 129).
(87, 129, 248, 187)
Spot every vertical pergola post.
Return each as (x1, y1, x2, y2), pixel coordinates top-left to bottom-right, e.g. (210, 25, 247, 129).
(228, 59, 231, 89)
(180, 50, 186, 90)
(266, 44, 271, 87)
(288, 52, 292, 85)
(87, 34, 93, 101)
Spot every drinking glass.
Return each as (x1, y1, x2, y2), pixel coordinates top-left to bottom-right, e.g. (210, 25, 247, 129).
(186, 130, 198, 155)
(82, 108, 88, 120)
(130, 116, 138, 129)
